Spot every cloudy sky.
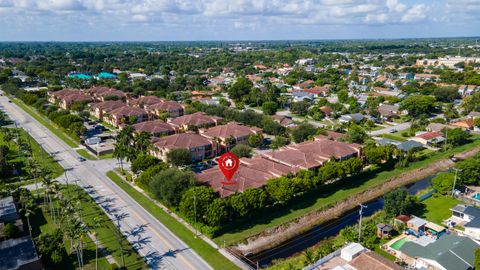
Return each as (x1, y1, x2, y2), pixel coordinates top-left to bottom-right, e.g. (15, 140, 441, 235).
(0, 0, 478, 41)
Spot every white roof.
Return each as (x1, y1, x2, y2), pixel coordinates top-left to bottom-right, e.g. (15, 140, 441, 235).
(341, 242, 365, 258)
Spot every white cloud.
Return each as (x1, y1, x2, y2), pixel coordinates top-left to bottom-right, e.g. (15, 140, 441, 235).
(401, 4, 428, 23)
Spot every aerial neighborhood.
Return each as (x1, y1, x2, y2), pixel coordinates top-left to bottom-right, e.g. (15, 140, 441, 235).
(1, 38, 480, 270)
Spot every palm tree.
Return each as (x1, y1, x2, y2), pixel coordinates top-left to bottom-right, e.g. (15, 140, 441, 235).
(134, 131, 151, 153)
(91, 216, 104, 270)
(113, 142, 128, 171)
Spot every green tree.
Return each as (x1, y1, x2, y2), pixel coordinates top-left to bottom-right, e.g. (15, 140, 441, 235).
(166, 148, 192, 166)
(457, 158, 480, 185)
(290, 101, 310, 116)
(131, 154, 163, 174)
(35, 229, 66, 265)
(230, 144, 252, 158)
(265, 177, 297, 203)
(291, 123, 318, 143)
(346, 124, 367, 144)
(475, 248, 480, 270)
(262, 101, 278, 115)
(337, 89, 348, 103)
(445, 128, 470, 146)
(179, 186, 216, 221)
(270, 136, 289, 149)
(228, 77, 253, 101)
(136, 164, 167, 189)
(384, 189, 408, 217)
(400, 95, 436, 117)
(134, 131, 151, 153)
(204, 199, 229, 227)
(2, 223, 20, 238)
(432, 172, 455, 195)
(247, 133, 263, 148)
(149, 168, 196, 206)
(433, 87, 459, 102)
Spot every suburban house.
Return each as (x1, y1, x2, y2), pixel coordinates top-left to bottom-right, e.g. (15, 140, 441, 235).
(262, 138, 362, 170)
(290, 91, 316, 102)
(378, 104, 405, 119)
(87, 86, 127, 102)
(145, 100, 184, 118)
(376, 138, 424, 152)
(131, 120, 175, 137)
(426, 123, 457, 133)
(199, 122, 262, 152)
(411, 131, 445, 146)
(319, 105, 334, 118)
(47, 89, 94, 110)
(196, 156, 299, 197)
(451, 118, 475, 130)
(339, 113, 365, 123)
(314, 130, 347, 142)
(0, 196, 43, 270)
(104, 106, 148, 127)
(414, 73, 440, 82)
(88, 100, 125, 120)
(450, 204, 480, 240)
(271, 115, 296, 127)
(151, 133, 217, 162)
(398, 234, 479, 270)
(168, 112, 223, 131)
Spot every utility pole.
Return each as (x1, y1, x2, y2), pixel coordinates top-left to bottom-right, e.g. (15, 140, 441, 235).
(358, 204, 367, 242)
(452, 168, 460, 198)
(193, 194, 197, 238)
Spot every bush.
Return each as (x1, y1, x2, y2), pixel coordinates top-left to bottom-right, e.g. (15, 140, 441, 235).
(230, 144, 252, 158)
(149, 168, 195, 206)
(2, 223, 20, 238)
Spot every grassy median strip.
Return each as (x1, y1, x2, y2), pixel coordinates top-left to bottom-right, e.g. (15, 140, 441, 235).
(106, 171, 240, 270)
(76, 149, 98, 160)
(10, 97, 78, 148)
(213, 137, 480, 245)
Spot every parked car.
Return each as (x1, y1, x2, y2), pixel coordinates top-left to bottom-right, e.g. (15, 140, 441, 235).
(77, 157, 86, 162)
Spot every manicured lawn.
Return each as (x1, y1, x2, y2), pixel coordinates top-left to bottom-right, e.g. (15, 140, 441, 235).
(76, 149, 97, 160)
(10, 97, 78, 147)
(0, 128, 63, 182)
(31, 185, 147, 270)
(415, 194, 461, 224)
(99, 153, 114, 160)
(213, 137, 480, 245)
(106, 171, 240, 270)
(379, 133, 407, 141)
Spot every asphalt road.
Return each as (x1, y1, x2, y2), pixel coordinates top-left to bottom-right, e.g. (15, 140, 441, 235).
(0, 92, 212, 270)
(367, 121, 412, 136)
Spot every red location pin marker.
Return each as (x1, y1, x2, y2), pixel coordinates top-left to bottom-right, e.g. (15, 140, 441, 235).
(218, 152, 239, 185)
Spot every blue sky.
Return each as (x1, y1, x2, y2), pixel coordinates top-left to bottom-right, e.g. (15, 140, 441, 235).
(0, 0, 478, 41)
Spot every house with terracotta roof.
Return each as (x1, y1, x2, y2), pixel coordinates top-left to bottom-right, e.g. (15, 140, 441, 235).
(87, 86, 127, 102)
(196, 156, 299, 197)
(199, 122, 262, 152)
(378, 104, 406, 119)
(145, 100, 184, 118)
(104, 106, 148, 127)
(168, 112, 222, 131)
(411, 131, 445, 146)
(314, 130, 347, 142)
(127, 95, 163, 108)
(262, 138, 362, 170)
(272, 114, 296, 127)
(131, 120, 175, 137)
(451, 118, 475, 130)
(47, 89, 94, 110)
(320, 105, 334, 117)
(88, 100, 125, 120)
(414, 73, 440, 82)
(304, 86, 330, 97)
(151, 133, 217, 162)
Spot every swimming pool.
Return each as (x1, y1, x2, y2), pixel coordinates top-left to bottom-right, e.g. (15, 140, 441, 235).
(390, 237, 409, 250)
(472, 193, 480, 200)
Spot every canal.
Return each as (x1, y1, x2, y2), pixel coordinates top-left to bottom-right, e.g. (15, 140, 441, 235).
(247, 175, 435, 267)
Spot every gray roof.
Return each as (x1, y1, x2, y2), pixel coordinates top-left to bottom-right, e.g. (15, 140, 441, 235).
(0, 197, 19, 223)
(399, 234, 479, 270)
(450, 204, 480, 228)
(408, 216, 427, 229)
(397, 140, 424, 152)
(340, 113, 364, 122)
(0, 236, 40, 270)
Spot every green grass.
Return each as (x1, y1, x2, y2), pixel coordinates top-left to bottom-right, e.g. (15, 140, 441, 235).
(414, 194, 461, 224)
(31, 185, 147, 270)
(0, 128, 63, 182)
(379, 133, 407, 141)
(106, 171, 240, 270)
(10, 98, 78, 147)
(76, 149, 97, 160)
(213, 137, 480, 245)
(99, 153, 114, 159)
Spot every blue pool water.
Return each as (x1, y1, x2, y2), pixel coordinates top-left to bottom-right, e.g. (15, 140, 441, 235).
(472, 193, 480, 200)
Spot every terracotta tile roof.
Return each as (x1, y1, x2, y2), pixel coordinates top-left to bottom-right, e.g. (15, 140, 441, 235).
(63, 93, 94, 103)
(146, 100, 184, 112)
(128, 96, 163, 107)
(262, 138, 361, 170)
(319, 105, 333, 115)
(314, 130, 347, 142)
(416, 131, 443, 140)
(305, 86, 330, 95)
(349, 251, 403, 270)
(109, 106, 147, 117)
(169, 112, 222, 127)
(132, 120, 175, 135)
(48, 89, 82, 98)
(87, 86, 126, 98)
(196, 157, 299, 197)
(153, 133, 213, 150)
(271, 115, 294, 126)
(89, 100, 126, 112)
(451, 118, 474, 129)
(200, 122, 261, 139)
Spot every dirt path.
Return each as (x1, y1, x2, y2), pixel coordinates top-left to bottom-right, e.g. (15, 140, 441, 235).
(234, 146, 480, 256)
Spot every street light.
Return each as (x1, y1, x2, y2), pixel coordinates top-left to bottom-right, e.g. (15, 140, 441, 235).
(452, 168, 462, 198)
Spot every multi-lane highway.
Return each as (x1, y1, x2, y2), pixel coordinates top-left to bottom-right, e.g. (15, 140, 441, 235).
(0, 92, 212, 270)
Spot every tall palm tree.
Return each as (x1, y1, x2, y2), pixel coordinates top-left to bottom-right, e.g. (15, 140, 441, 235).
(113, 142, 128, 171)
(135, 131, 151, 153)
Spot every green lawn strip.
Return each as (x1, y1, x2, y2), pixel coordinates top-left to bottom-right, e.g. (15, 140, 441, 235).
(106, 171, 240, 270)
(99, 153, 114, 160)
(10, 98, 78, 147)
(0, 128, 63, 181)
(379, 133, 407, 141)
(213, 137, 480, 245)
(76, 149, 98, 160)
(414, 194, 461, 224)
